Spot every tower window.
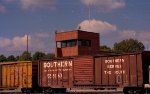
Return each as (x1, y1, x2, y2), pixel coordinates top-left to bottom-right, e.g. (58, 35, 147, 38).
(58, 39, 91, 48)
(61, 40, 77, 48)
(78, 40, 91, 47)
(61, 42, 67, 48)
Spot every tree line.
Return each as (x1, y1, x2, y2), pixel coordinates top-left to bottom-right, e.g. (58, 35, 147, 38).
(100, 38, 145, 52)
(0, 38, 145, 62)
(0, 51, 54, 62)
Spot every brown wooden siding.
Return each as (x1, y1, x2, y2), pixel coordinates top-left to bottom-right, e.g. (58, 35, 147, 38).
(94, 53, 143, 87)
(73, 57, 94, 85)
(38, 59, 73, 88)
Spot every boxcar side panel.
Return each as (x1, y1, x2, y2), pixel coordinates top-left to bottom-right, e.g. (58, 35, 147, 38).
(23, 63, 28, 87)
(0, 64, 2, 86)
(129, 55, 137, 86)
(101, 57, 109, 85)
(22, 63, 32, 88)
(137, 54, 143, 86)
(2, 65, 6, 87)
(38, 61, 47, 87)
(122, 55, 129, 86)
(28, 63, 32, 88)
(7, 65, 11, 87)
(107, 56, 116, 85)
(39, 59, 73, 88)
(1, 61, 35, 89)
(95, 57, 102, 85)
(94, 53, 143, 88)
(10, 65, 15, 87)
(18, 64, 23, 88)
(14, 65, 19, 87)
(73, 57, 94, 85)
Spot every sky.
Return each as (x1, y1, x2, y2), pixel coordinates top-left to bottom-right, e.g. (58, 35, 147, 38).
(0, 0, 150, 56)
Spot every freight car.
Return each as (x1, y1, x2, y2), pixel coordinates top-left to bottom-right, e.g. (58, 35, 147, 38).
(38, 51, 150, 93)
(0, 61, 39, 92)
(0, 30, 150, 94)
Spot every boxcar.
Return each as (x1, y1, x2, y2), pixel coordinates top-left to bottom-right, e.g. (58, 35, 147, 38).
(0, 61, 38, 92)
(38, 52, 150, 93)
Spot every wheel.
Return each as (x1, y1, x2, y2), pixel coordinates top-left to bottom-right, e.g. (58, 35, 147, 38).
(123, 87, 129, 94)
(27, 89, 31, 92)
(21, 88, 25, 93)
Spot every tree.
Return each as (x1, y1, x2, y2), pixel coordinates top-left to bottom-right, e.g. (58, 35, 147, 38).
(16, 56, 20, 61)
(0, 55, 7, 62)
(43, 53, 55, 59)
(32, 51, 46, 61)
(100, 45, 111, 52)
(19, 51, 32, 61)
(7, 55, 16, 61)
(113, 38, 145, 53)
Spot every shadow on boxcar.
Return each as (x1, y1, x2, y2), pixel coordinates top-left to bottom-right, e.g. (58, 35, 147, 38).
(123, 86, 150, 94)
(39, 88, 66, 93)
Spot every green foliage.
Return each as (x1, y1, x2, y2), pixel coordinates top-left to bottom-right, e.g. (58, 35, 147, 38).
(113, 38, 145, 53)
(0, 55, 7, 62)
(32, 52, 55, 61)
(16, 56, 20, 61)
(43, 53, 55, 59)
(7, 55, 16, 61)
(100, 45, 111, 52)
(32, 51, 46, 61)
(19, 51, 32, 61)
(0, 51, 55, 62)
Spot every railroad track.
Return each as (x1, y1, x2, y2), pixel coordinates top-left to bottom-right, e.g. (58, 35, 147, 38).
(68, 90, 123, 94)
(0, 91, 123, 94)
(68, 92, 123, 93)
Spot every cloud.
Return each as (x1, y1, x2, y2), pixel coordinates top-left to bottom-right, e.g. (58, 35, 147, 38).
(0, 4, 6, 13)
(0, 37, 11, 47)
(78, 19, 118, 47)
(3, 0, 55, 10)
(78, 19, 150, 50)
(0, 35, 30, 51)
(0, 32, 55, 54)
(11, 35, 29, 50)
(81, 0, 125, 12)
(34, 32, 50, 38)
(78, 19, 117, 34)
(28, 32, 54, 52)
(20, 0, 55, 10)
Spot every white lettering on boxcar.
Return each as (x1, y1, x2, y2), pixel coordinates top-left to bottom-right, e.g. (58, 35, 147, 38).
(107, 65, 122, 68)
(104, 58, 126, 75)
(43, 60, 72, 80)
(105, 59, 124, 64)
(43, 60, 72, 68)
(47, 73, 62, 79)
(114, 70, 125, 74)
(104, 70, 125, 75)
(104, 71, 112, 74)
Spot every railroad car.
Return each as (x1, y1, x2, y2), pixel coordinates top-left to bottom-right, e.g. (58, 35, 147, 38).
(38, 51, 150, 93)
(0, 30, 150, 94)
(0, 61, 39, 92)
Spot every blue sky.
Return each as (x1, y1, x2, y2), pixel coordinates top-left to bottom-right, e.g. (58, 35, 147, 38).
(0, 0, 150, 56)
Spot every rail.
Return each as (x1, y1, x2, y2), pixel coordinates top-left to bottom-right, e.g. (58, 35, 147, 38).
(0, 86, 19, 90)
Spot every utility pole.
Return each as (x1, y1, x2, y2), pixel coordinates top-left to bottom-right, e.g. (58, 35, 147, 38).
(27, 35, 29, 60)
(88, 3, 91, 24)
